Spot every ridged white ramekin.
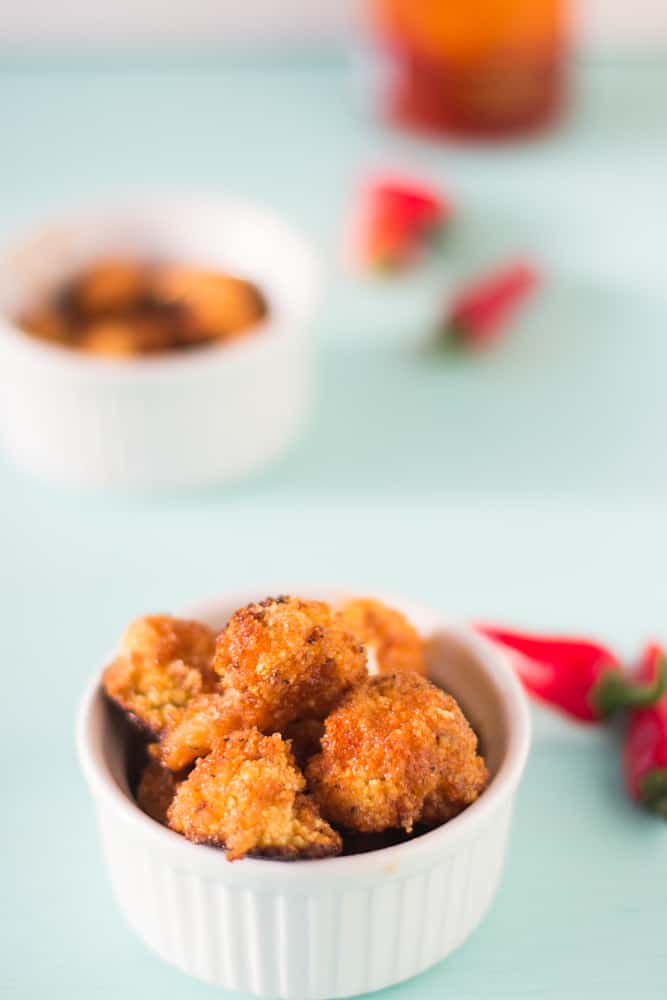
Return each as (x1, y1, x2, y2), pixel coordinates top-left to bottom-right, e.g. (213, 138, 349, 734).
(77, 589, 530, 999)
(0, 197, 319, 490)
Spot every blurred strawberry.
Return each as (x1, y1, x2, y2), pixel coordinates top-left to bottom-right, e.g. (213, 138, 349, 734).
(440, 261, 540, 350)
(355, 176, 452, 271)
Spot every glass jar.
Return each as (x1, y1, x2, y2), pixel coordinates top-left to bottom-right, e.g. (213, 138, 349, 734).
(370, 0, 568, 138)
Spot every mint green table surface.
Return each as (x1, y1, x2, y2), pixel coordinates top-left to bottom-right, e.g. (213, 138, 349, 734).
(2, 51, 666, 999)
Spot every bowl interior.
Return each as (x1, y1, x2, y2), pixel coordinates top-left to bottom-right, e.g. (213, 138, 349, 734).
(0, 198, 318, 330)
(92, 591, 520, 838)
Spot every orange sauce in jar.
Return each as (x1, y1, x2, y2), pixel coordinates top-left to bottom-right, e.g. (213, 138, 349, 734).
(371, 0, 568, 138)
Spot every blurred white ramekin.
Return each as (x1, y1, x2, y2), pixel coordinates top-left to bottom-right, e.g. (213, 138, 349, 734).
(77, 588, 530, 999)
(0, 197, 319, 490)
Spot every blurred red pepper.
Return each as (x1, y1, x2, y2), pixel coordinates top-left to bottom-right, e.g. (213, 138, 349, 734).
(373, 180, 449, 239)
(478, 626, 667, 723)
(356, 176, 452, 270)
(622, 643, 667, 817)
(441, 261, 540, 349)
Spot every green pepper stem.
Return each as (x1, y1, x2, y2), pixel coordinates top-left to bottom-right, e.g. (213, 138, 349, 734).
(639, 769, 667, 819)
(593, 657, 667, 717)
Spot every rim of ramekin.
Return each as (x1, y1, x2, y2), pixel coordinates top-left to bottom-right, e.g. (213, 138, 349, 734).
(0, 193, 320, 382)
(76, 589, 531, 888)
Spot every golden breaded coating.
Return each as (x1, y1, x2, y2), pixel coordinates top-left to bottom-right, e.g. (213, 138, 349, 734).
(151, 266, 266, 342)
(283, 718, 325, 770)
(136, 745, 181, 825)
(103, 615, 217, 737)
(167, 729, 342, 861)
(79, 320, 139, 358)
(306, 673, 486, 834)
(213, 597, 367, 732)
(80, 317, 173, 357)
(70, 259, 146, 317)
(159, 691, 245, 772)
(20, 304, 73, 346)
(338, 598, 426, 676)
(420, 751, 489, 825)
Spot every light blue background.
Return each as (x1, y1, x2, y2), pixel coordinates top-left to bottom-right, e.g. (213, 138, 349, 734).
(1, 52, 666, 998)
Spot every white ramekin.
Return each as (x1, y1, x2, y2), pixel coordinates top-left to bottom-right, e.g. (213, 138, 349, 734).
(77, 589, 530, 999)
(0, 197, 319, 490)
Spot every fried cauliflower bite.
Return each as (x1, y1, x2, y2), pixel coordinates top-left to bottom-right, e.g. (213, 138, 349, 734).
(213, 597, 367, 732)
(151, 266, 266, 342)
(79, 316, 175, 357)
(419, 749, 489, 825)
(338, 598, 426, 676)
(103, 615, 217, 737)
(306, 673, 487, 834)
(20, 304, 73, 346)
(159, 691, 246, 772)
(167, 729, 342, 861)
(70, 259, 147, 318)
(136, 745, 181, 825)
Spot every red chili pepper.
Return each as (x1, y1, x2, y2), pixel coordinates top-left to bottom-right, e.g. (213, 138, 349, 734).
(442, 261, 540, 349)
(478, 626, 667, 723)
(361, 201, 418, 272)
(373, 180, 450, 238)
(622, 643, 667, 817)
(356, 176, 452, 271)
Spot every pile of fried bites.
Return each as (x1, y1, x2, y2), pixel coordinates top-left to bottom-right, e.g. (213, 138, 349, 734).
(103, 596, 488, 861)
(20, 259, 266, 357)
